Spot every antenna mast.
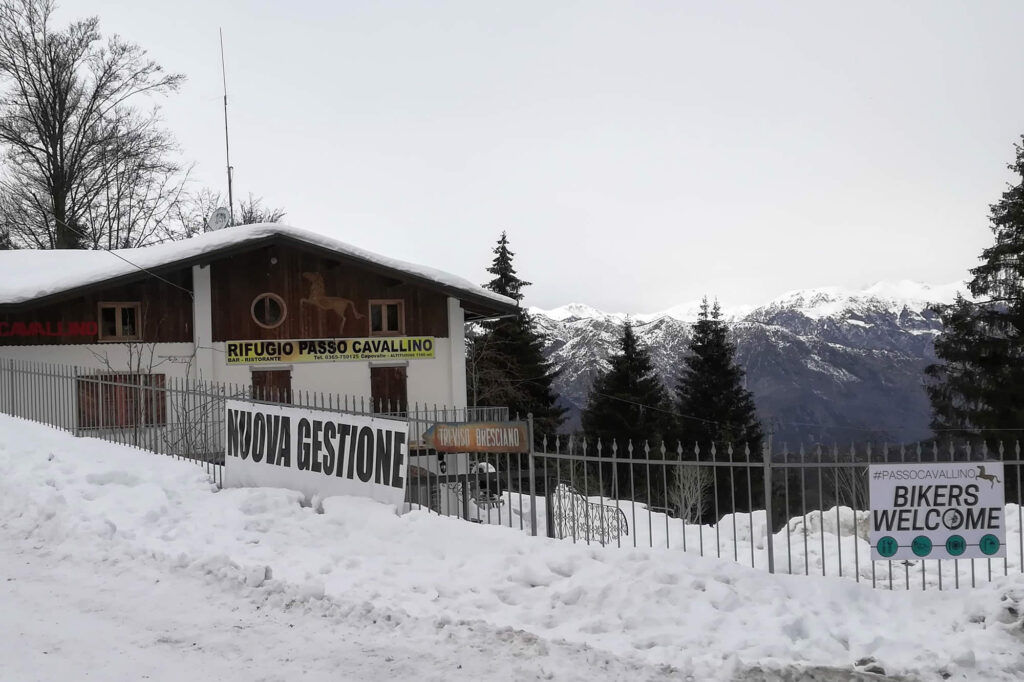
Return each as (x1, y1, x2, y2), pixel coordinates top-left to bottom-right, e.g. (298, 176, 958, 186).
(219, 28, 234, 224)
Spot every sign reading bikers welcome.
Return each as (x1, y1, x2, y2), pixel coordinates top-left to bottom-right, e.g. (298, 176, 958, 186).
(869, 462, 1005, 561)
(226, 337, 435, 365)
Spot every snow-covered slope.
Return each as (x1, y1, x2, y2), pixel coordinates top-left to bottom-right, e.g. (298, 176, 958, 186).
(3, 416, 1024, 680)
(531, 281, 965, 445)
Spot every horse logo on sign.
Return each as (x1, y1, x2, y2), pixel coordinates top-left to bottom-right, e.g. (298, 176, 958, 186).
(977, 465, 1002, 489)
(300, 272, 364, 333)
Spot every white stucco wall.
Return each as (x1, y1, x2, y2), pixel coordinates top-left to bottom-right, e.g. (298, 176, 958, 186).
(205, 337, 458, 406)
(200, 297, 470, 409)
(447, 297, 468, 411)
(0, 343, 201, 378)
(0, 335, 466, 407)
(0, 342, 199, 426)
(0, 336, 465, 433)
(192, 264, 215, 381)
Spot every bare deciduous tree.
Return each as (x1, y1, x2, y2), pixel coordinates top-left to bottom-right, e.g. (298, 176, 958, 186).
(830, 460, 869, 511)
(466, 326, 532, 410)
(237, 193, 286, 225)
(81, 150, 193, 249)
(0, 0, 185, 249)
(88, 307, 168, 448)
(174, 189, 286, 237)
(668, 465, 712, 523)
(172, 188, 223, 238)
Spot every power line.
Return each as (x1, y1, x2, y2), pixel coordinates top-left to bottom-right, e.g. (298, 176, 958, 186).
(51, 219, 195, 299)
(932, 426, 1024, 433)
(589, 390, 721, 425)
(589, 391, 1024, 436)
(88, 246, 194, 299)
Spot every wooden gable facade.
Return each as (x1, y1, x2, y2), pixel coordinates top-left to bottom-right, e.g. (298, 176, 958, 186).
(0, 270, 194, 347)
(0, 240, 454, 347)
(209, 242, 450, 342)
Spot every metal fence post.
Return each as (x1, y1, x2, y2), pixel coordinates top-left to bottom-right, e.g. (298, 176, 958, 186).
(6, 358, 15, 416)
(763, 432, 776, 574)
(2, 358, 9, 415)
(528, 413, 537, 537)
(545, 479, 556, 539)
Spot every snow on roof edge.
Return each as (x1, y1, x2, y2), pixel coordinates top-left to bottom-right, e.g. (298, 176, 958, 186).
(0, 223, 518, 310)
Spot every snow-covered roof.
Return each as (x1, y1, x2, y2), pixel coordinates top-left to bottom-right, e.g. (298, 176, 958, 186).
(0, 223, 518, 313)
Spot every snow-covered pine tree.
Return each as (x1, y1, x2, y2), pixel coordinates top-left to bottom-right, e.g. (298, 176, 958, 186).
(927, 136, 1024, 479)
(674, 298, 763, 517)
(581, 320, 674, 498)
(467, 232, 565, 438)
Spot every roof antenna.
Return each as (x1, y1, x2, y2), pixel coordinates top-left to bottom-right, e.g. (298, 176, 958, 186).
(219, 28, 234, 225)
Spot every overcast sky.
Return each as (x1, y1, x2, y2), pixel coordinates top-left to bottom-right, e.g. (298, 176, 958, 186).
(76, 1, 1024, 311)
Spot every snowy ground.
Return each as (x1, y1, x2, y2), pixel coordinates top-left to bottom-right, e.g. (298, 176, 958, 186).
(1, 530, 677, 682)
(3, 416, 1024, 681)
(471, 489, 1024, 589)
(457, 485, 1023, 591)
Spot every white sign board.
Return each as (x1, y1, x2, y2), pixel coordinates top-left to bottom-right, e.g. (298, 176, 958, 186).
(224, 400, 409, 508)
(869, 462, 1005, 561)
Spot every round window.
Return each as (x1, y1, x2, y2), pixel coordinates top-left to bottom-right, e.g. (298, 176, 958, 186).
(251, 293, 287, 329)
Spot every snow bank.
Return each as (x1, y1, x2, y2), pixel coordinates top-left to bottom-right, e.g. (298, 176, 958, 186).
(476, 489, 1024, 591)
(3, 416, 1024, 680)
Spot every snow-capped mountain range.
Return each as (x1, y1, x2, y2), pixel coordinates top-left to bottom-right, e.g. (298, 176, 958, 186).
(529, 281, 965, 446)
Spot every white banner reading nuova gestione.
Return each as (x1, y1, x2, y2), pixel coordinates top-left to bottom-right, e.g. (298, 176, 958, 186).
(224, 400, 409, 508)
(869, 461, 1005, 561)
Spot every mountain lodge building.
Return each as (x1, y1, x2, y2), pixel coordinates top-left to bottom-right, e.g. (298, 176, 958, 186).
(0, 224, 517, 424)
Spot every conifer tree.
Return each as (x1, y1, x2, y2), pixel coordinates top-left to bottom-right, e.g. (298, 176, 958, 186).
(582, 320, 674, 497)
(675, 298, 763, 516)
(468, 232, 565, 437)
(927, 136, 1024, 454)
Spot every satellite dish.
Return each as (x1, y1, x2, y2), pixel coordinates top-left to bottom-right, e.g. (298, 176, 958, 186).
(208, 207, 231, 231)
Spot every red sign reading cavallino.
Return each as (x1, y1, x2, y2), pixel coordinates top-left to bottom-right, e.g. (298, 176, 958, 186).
(0, 321, 98, 337)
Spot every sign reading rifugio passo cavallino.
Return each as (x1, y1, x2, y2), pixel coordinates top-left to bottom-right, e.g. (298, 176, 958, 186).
(225, 337, 435, 364)
(869, 462, 1005, 561)
(224, 400, 409, 508)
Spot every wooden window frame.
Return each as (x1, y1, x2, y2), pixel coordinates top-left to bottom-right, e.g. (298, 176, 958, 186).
(97, 302, 142, 342)
(368, 299, 405, 336)
(251, 292, 287, 330)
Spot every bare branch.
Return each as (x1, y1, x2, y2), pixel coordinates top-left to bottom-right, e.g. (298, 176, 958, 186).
(0, 0, 187, 249)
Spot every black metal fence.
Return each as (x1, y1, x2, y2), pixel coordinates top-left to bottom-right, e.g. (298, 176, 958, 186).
(4, 358, 1022, 590)
(528, 434, 1024, 590)
(0, 359, 504, 491)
